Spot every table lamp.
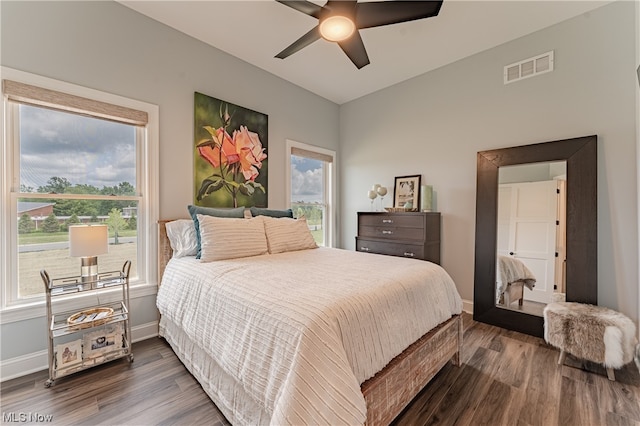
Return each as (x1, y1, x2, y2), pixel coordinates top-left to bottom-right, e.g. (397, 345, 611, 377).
(69, 224, 108, 283)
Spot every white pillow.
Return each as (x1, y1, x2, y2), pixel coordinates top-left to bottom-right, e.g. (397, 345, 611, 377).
(262, 216, 318, 254)
(165, 219, 198, 258)
(197, 214, 268, 262)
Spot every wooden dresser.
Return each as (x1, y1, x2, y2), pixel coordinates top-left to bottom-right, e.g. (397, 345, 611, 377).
(356, 212, 441, 264)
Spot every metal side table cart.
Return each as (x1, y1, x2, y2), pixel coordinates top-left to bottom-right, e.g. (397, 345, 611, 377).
(41, 260, 133, 387)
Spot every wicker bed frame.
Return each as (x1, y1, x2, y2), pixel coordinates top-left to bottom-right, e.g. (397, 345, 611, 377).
(157, 220, 463, 425)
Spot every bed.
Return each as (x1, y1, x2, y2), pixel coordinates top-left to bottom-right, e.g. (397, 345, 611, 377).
(157, 216, 463, 425)
(496, 255, 536, 307)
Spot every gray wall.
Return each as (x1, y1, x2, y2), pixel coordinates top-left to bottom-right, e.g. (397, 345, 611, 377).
(339, 1, 639, 324)
(1, 0, 638, 374)
(0, 1, 339, 365)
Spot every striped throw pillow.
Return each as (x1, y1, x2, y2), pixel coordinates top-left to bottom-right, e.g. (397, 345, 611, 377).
(263, 216, 318, 254)
(197, 215, 268, 262)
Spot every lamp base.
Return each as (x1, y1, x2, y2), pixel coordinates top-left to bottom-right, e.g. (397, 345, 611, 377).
(80, 256, 98, 283)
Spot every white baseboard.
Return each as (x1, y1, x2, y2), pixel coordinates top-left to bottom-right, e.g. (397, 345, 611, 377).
(0, 321, 158, 383)
(462, 299, 473, 315)
(0, 349, 48, 383)
(131, 320, 159, 343)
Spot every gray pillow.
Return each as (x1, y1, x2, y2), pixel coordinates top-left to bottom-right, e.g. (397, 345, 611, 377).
(249, 207, 293, 218)
(187, 205, 246, 258)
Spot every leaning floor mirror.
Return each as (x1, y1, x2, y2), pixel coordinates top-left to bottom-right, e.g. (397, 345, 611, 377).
(473, 135, 597, 337)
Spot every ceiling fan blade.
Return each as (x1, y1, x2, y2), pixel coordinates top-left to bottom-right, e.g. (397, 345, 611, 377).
(324, 0, 357, 13)
(338, 30, 370, 69)
(275, 1, 324, 19)
(275, 26, 322, 59)
(355, 1, 443, 29)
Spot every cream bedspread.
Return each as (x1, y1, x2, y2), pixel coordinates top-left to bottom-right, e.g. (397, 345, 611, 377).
(157, 247, 462, 426)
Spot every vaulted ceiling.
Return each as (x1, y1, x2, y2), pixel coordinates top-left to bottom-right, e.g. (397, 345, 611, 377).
(119, 1, 610, 104)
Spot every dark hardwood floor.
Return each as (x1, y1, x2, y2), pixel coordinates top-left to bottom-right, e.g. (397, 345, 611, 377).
(2, 313, 639, 425)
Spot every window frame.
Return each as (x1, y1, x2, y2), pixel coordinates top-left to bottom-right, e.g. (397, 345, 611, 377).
(285, 139, 337, 247)
(0, 67, 159, 322)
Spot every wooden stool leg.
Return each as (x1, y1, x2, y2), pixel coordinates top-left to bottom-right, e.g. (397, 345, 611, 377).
(606, 367, 615, 381)
(557, 350, 566, 366)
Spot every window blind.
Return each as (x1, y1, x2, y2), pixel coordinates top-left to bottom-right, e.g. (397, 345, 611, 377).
(291, 146, 334, 163)
(3, 80, 148, 126)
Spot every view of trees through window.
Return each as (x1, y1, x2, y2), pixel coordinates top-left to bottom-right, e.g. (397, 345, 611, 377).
(291, 155, 326, 246)
(17, 181, 138, 298)
(15, 104, 139, 298)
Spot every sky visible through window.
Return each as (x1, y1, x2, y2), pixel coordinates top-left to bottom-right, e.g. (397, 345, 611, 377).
(291, 156, 323, 204)
(19, 104, 322, 204)
(19, 105, 136, 190)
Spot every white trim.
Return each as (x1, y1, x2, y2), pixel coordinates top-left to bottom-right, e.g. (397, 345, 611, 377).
(0, 67, 156, 116)
(0, 349, 48, 383)
(131, 320, 159, 343)
(0, 66, 159, 310)
(285, 139, 337, 247)
(0, 283, 157, 325)
(0, 320, 159, 382)
(462, 299, 473, 315)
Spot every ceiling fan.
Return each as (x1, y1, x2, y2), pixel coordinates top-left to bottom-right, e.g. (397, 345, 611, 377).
(275, 1, 444, 69)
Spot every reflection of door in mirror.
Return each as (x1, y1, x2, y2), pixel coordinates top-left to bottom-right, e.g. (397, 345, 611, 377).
(495, 161, 566, 316)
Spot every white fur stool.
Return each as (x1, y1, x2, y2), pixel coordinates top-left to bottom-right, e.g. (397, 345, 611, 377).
(543, 302, 637, 381)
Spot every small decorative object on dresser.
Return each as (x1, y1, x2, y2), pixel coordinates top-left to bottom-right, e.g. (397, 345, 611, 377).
(367, 188, 378, 211)
(376, 185, 387, 210)
(420, 185, 433, 212)
(356, 211, 441, 264)
(393, 175, 421, 208)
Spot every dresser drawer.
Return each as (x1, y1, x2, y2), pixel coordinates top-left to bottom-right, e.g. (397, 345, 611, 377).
(355, 212, 441, 264)
(356, 238, 425, 260)
(358, 225, 424, 241)
(358, 213, 424, 228)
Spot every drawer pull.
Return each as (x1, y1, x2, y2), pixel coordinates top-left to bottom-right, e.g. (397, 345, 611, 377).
(404, 252, 415, 257)
(382, 219, 393, 224)
(361, 247, 370, 252)
(381, 230, 393, 235)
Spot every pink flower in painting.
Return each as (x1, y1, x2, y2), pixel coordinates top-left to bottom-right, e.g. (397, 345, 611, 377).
(197, 127, 239, 168)
(234, 126, 267, 181)
(196, 104, 267, 207)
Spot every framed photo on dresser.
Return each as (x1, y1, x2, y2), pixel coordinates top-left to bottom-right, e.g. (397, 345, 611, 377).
(393, 175, 421, 208)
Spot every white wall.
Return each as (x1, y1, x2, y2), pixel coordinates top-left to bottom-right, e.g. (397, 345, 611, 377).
(340, 1, 639, 325)
(0, 0, 339, 376)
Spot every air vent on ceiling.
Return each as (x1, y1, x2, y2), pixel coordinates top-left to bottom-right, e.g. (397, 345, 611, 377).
(504, 51, 554, 85)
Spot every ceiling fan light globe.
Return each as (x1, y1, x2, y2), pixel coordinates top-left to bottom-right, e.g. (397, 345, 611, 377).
(319, 15, 355, 42)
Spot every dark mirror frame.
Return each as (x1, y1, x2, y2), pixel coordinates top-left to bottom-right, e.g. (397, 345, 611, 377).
(473, 135, 597, 337)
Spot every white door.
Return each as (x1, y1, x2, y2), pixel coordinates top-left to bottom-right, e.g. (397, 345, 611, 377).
(499, 181, 558, 304)
(555, 180, 567, 293)
(496, 185, 513, 258)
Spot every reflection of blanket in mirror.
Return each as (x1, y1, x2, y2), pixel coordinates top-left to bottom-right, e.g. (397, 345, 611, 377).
(496, 255, 536, 299)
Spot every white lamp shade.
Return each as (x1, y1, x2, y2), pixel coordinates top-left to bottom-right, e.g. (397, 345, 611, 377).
(69, 225, 108, 257)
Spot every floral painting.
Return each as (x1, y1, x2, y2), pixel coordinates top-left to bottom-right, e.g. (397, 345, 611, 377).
(194, 92, 268, 208)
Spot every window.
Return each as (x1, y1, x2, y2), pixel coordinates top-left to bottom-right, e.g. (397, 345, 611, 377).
(286, 140, 335, 247)
(1, 69, 158, 311)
